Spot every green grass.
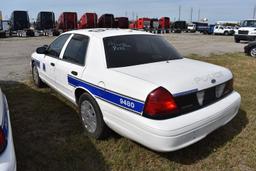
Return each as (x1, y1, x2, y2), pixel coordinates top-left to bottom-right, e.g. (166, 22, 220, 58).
(0, 53, 255, 171)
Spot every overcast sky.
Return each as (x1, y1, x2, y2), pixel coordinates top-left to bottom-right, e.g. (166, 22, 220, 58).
(1, 0, 256, 23)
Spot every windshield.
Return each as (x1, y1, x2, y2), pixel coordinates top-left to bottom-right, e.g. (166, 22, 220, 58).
(41, 12, 53, 21)
(241, 20, 256, 27)
(15, 11, 28, 22)
(103, 35, 182, 68)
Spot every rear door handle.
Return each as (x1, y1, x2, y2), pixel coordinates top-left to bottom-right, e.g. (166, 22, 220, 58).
(50, 62, 55, 67)
(71, 71, 78, 76)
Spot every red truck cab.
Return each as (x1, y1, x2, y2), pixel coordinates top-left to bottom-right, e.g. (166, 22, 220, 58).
(78, 13, 97, 29)
(136, 18, 151, 30)
(159, 17, 170, 29)
(57, 12, 77, 31)
(159, 17, 170, 33)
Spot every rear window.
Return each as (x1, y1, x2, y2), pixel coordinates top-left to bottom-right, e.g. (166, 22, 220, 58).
(103, 35, 182, 68)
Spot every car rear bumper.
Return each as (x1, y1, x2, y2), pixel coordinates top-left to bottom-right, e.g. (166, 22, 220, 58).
(235, 34, 256, 41)
(101, 91, 241, 152)
(0, 95, 17, 171)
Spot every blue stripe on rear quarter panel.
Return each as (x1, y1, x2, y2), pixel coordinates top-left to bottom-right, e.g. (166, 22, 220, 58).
(67, 75, 145, 114)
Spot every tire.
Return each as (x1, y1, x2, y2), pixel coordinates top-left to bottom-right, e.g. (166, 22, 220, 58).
(235, 38, 240, 43)
(79, 93, 109, 139)
(32, 64, 44, 88)
(249, 47, 256, 57)
(224, 31, 229, 36)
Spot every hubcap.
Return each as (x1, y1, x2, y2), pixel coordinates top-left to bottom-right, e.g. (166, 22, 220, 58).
(80, 100, 97, 133)
(33, 66, 39, 84)
(250, 48, 256, 57)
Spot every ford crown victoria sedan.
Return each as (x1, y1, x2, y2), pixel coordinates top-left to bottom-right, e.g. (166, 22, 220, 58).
(31, 29, 241, 152)
(0, 88, 16, 171)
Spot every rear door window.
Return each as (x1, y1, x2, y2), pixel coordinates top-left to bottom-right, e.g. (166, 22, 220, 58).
(62, 34, 89, 66)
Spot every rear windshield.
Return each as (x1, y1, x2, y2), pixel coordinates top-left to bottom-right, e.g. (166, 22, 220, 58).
(103, 35, 182, 68)
(41, 12, 53, 21)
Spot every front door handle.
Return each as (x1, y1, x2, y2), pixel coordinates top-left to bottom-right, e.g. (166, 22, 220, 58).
(50, 62, 55, 67)
(71, 71, 78, 76)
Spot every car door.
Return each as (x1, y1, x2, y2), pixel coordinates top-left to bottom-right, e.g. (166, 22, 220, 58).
(41, 34, 71, 88)
(214, 26, 219, 34)
(55, 34, 89, 102)
(219, 26, 224, 34)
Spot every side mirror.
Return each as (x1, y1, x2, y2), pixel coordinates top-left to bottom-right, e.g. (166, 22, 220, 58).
(36, 45, 48, 54)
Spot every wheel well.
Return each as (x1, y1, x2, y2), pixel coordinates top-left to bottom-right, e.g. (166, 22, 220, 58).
(31, 60, 35, 68)
(75, 88, 90, 104)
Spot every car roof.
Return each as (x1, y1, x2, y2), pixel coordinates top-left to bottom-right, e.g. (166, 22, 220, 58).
(65, 28, 152, 38)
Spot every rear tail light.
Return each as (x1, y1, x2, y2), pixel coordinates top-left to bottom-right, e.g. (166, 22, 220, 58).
(223, 79, 233, 95)
(143, 87, 178, 119)
(0, 128, 7, 153)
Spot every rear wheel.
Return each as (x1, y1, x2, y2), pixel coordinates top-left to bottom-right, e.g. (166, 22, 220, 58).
(79, 93, 109, 139)
(249, 47, 256, 57)
(32, 64, 44, 88)
(224, 31, 229, 36)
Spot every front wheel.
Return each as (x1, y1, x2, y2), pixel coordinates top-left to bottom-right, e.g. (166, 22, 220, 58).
(249, 47, 256, 57)
(32, 64, 44, 88)
(79, 93, 109, 139)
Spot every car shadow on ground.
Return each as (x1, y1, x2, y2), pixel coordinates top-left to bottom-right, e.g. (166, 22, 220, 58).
(159, 108, 248, 164)
(0, 80, 110, 171)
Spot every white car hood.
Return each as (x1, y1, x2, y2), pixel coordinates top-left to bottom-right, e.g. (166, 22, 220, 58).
(112, 58, 232, 95)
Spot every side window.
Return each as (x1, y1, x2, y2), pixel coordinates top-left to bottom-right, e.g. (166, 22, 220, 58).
(47, 34, 70, 58)
(63, 34, 89, 66)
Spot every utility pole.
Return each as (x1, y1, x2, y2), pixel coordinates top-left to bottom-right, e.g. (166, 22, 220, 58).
(198, 8, 201, 21)
(178, 5, 181, 21)
(190, 7, 193, 22)
(253, 5, 256, 19)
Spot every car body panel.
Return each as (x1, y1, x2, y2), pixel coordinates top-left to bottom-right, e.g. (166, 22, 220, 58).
(0, 89, 17, 171)
(112, 58, 232, 95)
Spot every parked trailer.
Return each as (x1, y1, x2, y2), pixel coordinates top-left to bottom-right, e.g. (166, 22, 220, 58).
(193, 22, 209, 34)
(78, 13, 97, 29)
(35, 11, 55, 36)
(98, 14, 115, 28)
(57, 12, 78, 33)
(114, 17, 129, 28)
(150, 18, 160, 33)
(136, 18, 151, 31)
(170, 21, 187, 33)
(159, 17, 170, 33)
(9, 10, 34, 37)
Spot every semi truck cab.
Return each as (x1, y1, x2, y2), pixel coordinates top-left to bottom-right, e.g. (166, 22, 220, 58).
(235, 19, 256, 43)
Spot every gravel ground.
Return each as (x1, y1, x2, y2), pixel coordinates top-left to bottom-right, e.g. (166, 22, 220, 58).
(0, 33, 245, 82)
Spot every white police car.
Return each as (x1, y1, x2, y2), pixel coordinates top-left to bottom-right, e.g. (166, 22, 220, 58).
(31, 29, 241, 152)
(0, 88, 16, 170)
